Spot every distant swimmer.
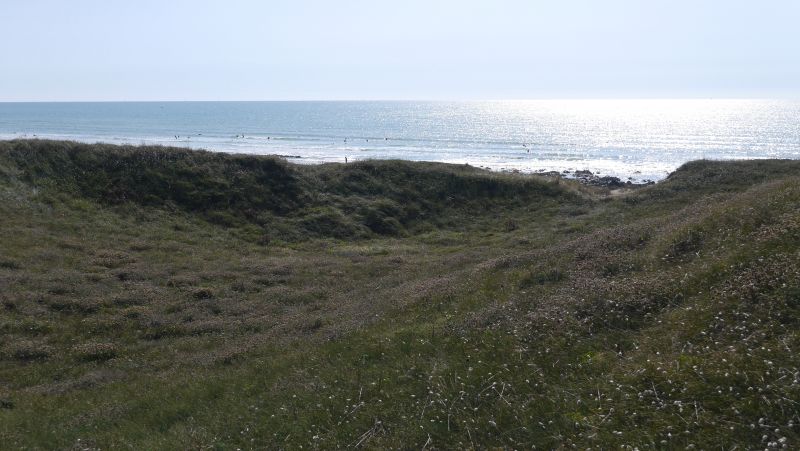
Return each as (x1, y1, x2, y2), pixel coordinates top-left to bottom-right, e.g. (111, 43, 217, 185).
(267, 136, 270, 140)
(344, 138, 347, 143)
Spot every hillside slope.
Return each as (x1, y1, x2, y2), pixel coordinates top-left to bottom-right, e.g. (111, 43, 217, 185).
(1, 140, 799, 449)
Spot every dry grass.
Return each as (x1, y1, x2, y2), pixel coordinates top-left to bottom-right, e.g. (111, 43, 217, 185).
(1, 140, 799, 448)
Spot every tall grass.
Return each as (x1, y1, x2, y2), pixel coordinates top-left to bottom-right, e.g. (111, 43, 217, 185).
(1, 140, 799, 448)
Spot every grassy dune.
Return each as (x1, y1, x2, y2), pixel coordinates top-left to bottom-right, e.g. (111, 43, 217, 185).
(1, 140, 799, 449)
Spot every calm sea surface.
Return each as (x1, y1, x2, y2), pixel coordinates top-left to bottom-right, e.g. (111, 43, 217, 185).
(1, 100, 798, 181)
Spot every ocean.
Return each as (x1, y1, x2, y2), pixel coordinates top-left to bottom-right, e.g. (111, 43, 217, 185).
(1, 100, 798, 182)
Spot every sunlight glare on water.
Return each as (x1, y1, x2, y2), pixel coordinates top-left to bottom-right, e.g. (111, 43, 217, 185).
(1, 99, 798, 182)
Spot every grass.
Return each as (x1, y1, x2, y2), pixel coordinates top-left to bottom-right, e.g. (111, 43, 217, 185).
(1, 139, 799, 448)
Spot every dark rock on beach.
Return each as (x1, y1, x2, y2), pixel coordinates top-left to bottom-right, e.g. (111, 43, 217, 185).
(569, 170, 629, 187)
(535, 169, 643, 187)
(594, 176, 626, 187)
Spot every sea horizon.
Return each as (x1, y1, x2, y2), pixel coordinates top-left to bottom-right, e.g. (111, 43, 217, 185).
(2, 99, 799, 182)
(1, 97, 796, 103)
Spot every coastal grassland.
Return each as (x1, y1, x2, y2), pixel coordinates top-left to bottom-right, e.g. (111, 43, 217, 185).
(1, 140, 799, 449)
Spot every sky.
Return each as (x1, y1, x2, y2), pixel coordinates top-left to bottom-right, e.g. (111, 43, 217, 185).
(1, 0, 799, 101)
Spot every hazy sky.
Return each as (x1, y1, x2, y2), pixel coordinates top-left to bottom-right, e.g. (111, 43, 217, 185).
(2, 0, 799, 101)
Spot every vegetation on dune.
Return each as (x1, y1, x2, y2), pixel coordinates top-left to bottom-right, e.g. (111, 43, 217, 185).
(1, 140, 574, 240)
(1, 140, 799, 449)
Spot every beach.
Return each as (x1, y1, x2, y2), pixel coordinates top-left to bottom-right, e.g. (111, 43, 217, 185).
(2, 100, 798, 183)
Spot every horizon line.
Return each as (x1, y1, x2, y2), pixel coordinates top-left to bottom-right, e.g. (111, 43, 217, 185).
(0, 97, 795, 103)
